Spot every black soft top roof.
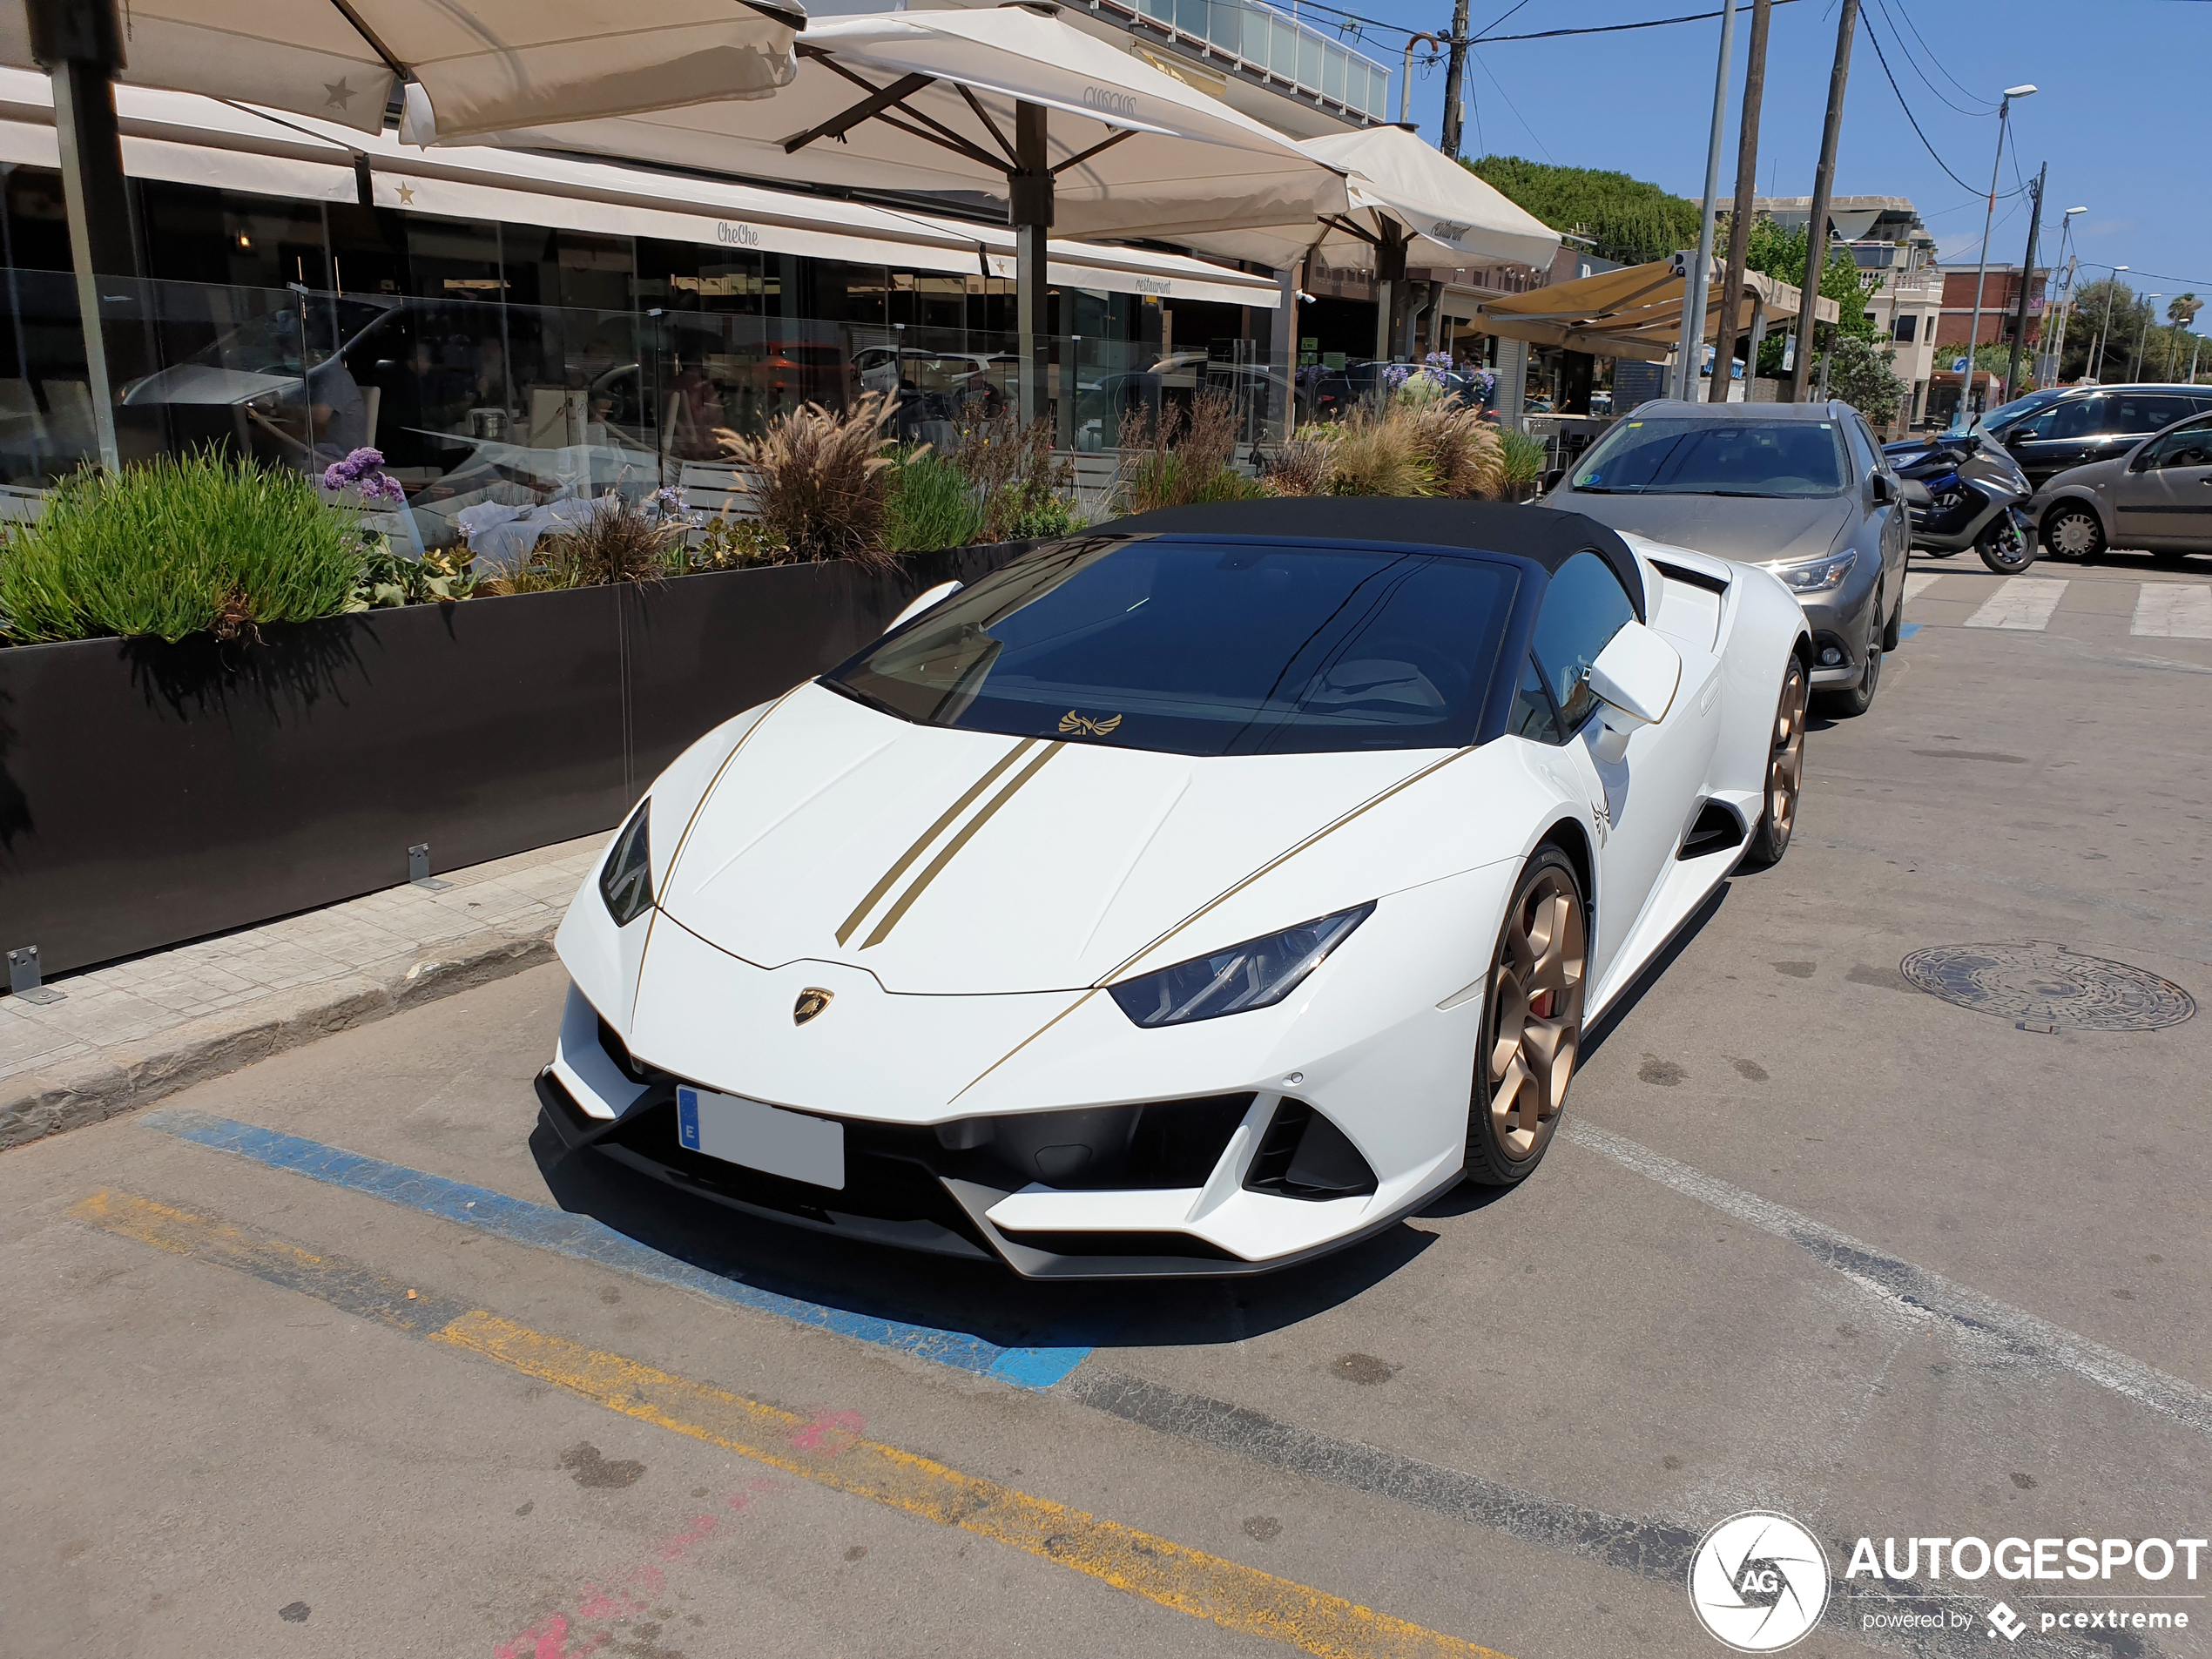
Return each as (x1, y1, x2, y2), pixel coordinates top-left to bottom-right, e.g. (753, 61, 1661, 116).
(1103, 498, 1646, 620)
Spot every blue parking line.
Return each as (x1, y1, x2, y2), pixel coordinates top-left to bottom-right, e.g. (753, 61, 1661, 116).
(1898, 622, 1923, 639)
(138, 1109, 1089, 1391)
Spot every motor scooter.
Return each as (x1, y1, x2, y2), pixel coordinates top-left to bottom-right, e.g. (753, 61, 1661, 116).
(1890, 432, 2037, 574)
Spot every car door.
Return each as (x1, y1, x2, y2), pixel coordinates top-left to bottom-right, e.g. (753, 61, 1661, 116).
(2008, 395, 2104, 486)
(2104, 418, 2212, 546)
(1842, 414, 1907, 595)
(1526, 552, 1722, 980)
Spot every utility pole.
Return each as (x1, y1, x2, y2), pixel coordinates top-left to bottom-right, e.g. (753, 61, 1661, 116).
(2090, 266, 2126, 381)
(2128, 295, 2160, 383)
(1674, 0, 1735, 401)
(1961, 84, 2035, 421)
(1786, 0, 1857, 402)
(2002, 163, 2044, 401)
(1710, 0, 1771, 401)
(1440, 0, 1470, 157)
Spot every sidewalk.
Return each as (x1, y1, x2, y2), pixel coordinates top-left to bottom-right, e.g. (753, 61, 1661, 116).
(1, 835, 604, 1150)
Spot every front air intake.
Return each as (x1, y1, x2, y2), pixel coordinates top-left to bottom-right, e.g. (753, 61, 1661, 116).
(1243, 1099, 1377, 1200)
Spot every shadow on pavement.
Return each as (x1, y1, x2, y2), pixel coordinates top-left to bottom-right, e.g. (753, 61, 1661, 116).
(530, 1121, 1443, 1353)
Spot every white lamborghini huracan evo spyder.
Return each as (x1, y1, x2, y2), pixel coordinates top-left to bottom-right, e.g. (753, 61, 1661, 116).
(540, 500, 1811, 1277)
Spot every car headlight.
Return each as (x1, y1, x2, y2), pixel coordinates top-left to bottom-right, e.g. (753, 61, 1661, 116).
(598, 800, 653, 927)
(1764, 550, 1856, 594)
(1109, 902, 1375, 1028)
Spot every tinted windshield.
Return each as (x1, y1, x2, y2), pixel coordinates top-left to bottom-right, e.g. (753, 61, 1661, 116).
(1976, 388, 2065, 435)
(1570, 417, 1848, 497)
(827, 538, 1521, 757)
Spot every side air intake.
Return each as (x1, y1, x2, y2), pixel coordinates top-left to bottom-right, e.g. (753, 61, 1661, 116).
(1243, 1100, 1377, 1200)
(1677, 799, 1747, 860)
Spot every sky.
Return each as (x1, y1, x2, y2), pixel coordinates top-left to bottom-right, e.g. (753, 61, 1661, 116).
(1360, 0, 2209, 321)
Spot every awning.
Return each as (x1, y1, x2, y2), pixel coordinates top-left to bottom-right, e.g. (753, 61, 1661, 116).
(0, 0, 801, 141)
(1180, 124, 1560, 273)
(0, 69, 1278, 308)
(1472, 258, 1838, 363)
(463, 7, 1348, 244)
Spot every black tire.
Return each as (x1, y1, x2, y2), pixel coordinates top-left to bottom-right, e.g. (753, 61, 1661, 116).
(1977, 513, 2036, 574)
(1465, 847, 1586, 1187)
(1882, 582, 1904, 651)
(2041, 502, 2105, 563)
(1744, 652, 1809, 868)
(1816, 585, 1885, 718)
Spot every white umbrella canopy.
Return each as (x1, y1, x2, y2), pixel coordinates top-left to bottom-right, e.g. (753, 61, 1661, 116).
(469, 7, 1348, 244)
(0, 0, 804, 140)
(1183, 123, 1558, 272)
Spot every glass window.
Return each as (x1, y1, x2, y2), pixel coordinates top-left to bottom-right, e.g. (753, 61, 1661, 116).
(2101, 395, 2191, 435)
(1570, 417, 1848, 497)
(1528, 550, 1636, 733)
(2139, 419, 2212, 469)
(1840, 415, 1878, 481)
(1505, 653, 1564, 744)
(828, 539, 1521, 757)
(1892, 315, 1917, 343)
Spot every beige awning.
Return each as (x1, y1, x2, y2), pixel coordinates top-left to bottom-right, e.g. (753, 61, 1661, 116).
(1473, 258, 1839, 362)
(0, 0, 803, 141)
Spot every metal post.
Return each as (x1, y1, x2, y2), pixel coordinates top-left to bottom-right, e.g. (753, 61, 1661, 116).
(1746, 293, 1768, 399)
(1676, 0, 1735, 403)
(1786, 0, 1857, 401)
(2090, 266, 2125, 382)
(1711, 0, 1770, 401)
(2128, 296, 2158, 385)
(2002, 164, 2044, 402)
(1961, 86, 2034, 419)
(1399, 34, 1438, 126)
(30, 0, 134, 472)
(1010, 100, 1052, 429)
(1375, 226, 1408, 366)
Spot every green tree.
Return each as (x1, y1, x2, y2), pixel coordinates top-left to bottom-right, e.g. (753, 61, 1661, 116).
(2054, 278, 2155, 381)
(1461, 156, 1701, 267)
(1737, 218, 1881, 344)
(1824, 334, 1910, 426)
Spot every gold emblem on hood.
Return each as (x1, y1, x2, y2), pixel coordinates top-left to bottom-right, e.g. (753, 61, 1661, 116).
(1058, 710, 1123, 736)
(792, 988, 834, 1026)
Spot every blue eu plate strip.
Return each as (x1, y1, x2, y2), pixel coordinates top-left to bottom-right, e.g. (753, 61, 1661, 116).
(139, 1109, 1089, 1391)
(677, 1086, 702, 1150)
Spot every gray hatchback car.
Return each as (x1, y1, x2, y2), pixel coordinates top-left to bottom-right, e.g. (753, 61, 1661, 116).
(1542, 400, 1909, 715)
(2033, 408, 2212, 565)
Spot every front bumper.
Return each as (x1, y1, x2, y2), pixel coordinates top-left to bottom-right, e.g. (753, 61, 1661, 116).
(1792, 577, 1880, 688)
(540, 963, 1469, 1280)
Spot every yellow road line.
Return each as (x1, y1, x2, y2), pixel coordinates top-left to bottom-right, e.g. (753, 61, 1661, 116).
(72, 1190, 1512, 1659)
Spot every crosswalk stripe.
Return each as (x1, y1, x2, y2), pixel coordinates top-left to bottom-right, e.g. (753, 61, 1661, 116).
(2130, 583, 2212, 638)
(1904, 572, 1944, 601)
(1965, 577, 2068, 631)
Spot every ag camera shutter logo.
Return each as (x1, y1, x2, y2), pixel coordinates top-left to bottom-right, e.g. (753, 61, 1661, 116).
(1689, 1511, 1831, 1652)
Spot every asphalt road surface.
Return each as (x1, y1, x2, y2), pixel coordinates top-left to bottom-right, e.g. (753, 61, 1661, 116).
(4, 551, 2209, 1659)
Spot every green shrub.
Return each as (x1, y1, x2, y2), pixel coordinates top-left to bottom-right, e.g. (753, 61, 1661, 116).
(1497, 429, 1549, 490)
(0, 452, 368, 644)
(883, 448, 984, 552)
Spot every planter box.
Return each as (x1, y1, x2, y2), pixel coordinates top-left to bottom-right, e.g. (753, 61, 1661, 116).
(0, 544, 1027, 977)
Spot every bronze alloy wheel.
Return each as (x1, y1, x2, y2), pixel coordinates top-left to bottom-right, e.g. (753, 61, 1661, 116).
(1750, 654, 1809, 866)
(1466, 850, 1586, 1185)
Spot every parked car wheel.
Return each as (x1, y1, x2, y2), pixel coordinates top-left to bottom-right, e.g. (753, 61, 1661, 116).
(1464, 848, 1586, 1187)
(1745, 654, 1809, 868)
(2041, 502, 2106, 563)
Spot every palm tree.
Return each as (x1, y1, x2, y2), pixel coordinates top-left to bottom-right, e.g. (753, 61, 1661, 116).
(2167, 294, 2202, 380)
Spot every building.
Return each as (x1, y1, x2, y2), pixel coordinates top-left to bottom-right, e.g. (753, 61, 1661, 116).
(1933, 264, 2050, 352)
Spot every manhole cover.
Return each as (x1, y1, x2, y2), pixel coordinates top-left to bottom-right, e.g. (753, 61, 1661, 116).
(1898, 942, 2195, 1033)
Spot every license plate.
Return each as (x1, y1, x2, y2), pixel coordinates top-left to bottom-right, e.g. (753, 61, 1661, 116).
(676, 1085, 845, 1190)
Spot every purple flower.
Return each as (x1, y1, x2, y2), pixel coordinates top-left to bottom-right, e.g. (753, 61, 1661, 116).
(359, 471, 407, 507)
(645, 485, 691, 520)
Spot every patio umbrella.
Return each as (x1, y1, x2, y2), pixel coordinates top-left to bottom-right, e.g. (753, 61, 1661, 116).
(463, 6, 1350, 422)
(0, 0, 806, 140)
(1175, 124, 1559, 360)
(1473, 257, 1836, 367)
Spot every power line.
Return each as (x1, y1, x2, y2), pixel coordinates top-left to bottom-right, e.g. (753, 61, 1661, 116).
(1883, 0, 1995, 111)
(1861, 0, 1988, 116)
(1858, 6, 2023, 197)
(1471, 50, 1552, 162)
(1476, 1, 1804, 44)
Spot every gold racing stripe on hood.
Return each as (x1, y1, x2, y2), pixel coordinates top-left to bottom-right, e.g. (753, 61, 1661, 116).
(833, 736, 1044, 948)
(860, 739, 1066, 949)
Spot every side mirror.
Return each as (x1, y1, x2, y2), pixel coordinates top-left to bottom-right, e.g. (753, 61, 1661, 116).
(1585, 622, 1682, 764)
(887, 579, 961, 632)
(1870, 472, 1894, 504)
(1541, 468, 1565, 494)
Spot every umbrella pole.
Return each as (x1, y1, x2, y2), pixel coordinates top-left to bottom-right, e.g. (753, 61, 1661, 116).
(1011, 101, 1052, 429)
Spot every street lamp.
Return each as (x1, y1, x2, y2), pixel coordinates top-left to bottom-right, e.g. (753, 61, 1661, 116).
(2091, 265, 2128, 382)
(2128, 295, 2161, 384)
(2043, 206, 2087, 387)
(1961, 83, 2035, 420)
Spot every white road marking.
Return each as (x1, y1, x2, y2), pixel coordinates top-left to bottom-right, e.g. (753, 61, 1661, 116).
(1904, 572, 1944, 601)
(1964, 577, 2068, 630)
(2131, 581, 2212, 638)
(1561, 1118, 2212, 1440)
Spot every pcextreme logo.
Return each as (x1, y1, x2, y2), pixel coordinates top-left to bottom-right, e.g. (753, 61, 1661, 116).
(1689, 1512, 1831, 1652)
